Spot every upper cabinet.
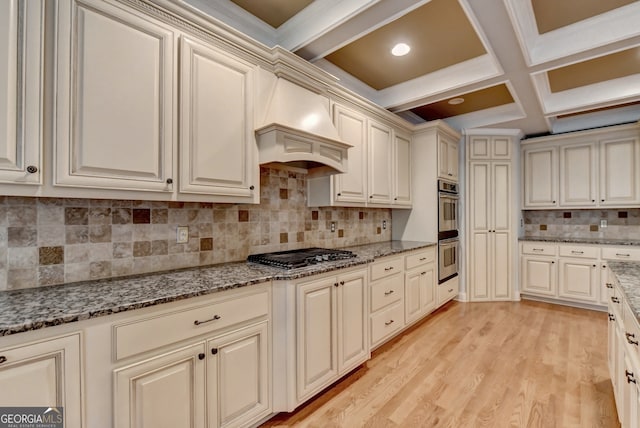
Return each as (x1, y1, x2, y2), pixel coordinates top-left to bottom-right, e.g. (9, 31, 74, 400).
(0, 0, 44, 185)
(521, 123, 640, 209)
(308, 101, 412, 209)
(438, 132, 459, 181)
(179, 36, 258, 203)
(54, 0, 177, 192)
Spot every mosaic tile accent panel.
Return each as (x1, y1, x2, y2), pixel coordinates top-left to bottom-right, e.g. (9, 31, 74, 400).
(523, 209, 640, 240)
(0, 167, 391, 290)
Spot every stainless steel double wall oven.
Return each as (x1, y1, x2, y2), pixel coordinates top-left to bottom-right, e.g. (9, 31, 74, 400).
(438, 179, 459, 283)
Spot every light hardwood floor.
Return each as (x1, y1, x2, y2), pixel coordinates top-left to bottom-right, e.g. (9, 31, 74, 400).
(261, 300, 619, 428)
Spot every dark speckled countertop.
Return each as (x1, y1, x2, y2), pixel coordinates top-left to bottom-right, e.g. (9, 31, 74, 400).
(519, 236, 640, 246)
(608, 262, 640, 324)
(0, 241, 435, 336)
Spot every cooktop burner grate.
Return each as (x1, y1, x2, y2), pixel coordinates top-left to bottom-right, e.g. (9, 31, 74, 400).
(247, 247, 356, 269)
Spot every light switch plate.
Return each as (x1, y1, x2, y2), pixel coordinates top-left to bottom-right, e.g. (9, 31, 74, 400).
(176, 226, 189, 243)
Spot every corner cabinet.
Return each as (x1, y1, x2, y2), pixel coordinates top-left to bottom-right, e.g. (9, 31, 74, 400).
(179, 36, 258, 202)
(0, 0, 44, 185)
(53, 0, 177, 192)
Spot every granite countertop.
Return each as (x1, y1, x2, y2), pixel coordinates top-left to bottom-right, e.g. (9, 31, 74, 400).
(519, 236, 640, 246)
(608, 261, 640, 323)
(0, 240, 435, 336)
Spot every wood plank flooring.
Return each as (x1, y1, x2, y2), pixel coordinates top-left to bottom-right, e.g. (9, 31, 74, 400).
(261, 300, 619, 427)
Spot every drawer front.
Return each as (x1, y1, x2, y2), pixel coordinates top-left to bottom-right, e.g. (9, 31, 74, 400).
(624, 301, 640, 360)
(437, 277, 458, 306)
(405, 248, 436, 270)
(370, 302, 404, 346)
(370, 273, 403, 312)
(114, 289, 269, 360)
(370, 256, 404, 281)
(558, 245, 599, 259)
(521, 242, 557, 256)
(602, 246, 640, 261)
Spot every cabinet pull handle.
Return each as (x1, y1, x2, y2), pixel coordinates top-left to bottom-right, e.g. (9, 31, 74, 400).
(532, 248, 544, 252)
(334, 282, 339, 287)
(166, 178, 173, 184)
(448, 173, 453, 176)
(384, 267, 394, 271)
(384, 290, 394, 296)
(340, 281, 345, 285)
(198, 353, 205, 360)
(611, 297, 620, 304)
(194, 314, 221, 326)
(419, 257, 427, 261)
(626, 371, 637, 384)
(606, 283, 613, 289)
(26, 165, 38, 174)
(0, 356, 6, 364)
(571, 250, 584, 255)
(448, 289, 454, 293)
(211, 348, 218, 355)
(616, 253, 630, 257)
(385, 320, 394, 326)
(627, 333, 639, 346)
(421, 271, 427, 275)
(608, 313, 615, 322)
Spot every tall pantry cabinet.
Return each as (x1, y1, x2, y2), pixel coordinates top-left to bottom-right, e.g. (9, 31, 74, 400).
(465, 131, 521, 301)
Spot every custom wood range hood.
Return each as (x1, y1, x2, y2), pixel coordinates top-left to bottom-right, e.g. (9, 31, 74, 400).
(255, 78, 352, 177)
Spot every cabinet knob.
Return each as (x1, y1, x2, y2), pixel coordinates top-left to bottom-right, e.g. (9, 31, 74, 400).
(592, 264, 596, 268)
(249, 185, 255, 190)
(211, 348, 218, 355)
(0, 356, 6, 364)
(340, 281, 345, 285)
(551, 261, 555, 264)
(369, 195, 373, 199)
(198, 353, 205, 360)
(601, 199, 605, 202)
(606, 283, 613, 289)
(166, 178, 173, 184)
(26, 165, 38, 174)
(394, 197, 398, 201)
(591, 200, 595, 202)
(552, 200, 556, 204)
(334, 282, 339, 287)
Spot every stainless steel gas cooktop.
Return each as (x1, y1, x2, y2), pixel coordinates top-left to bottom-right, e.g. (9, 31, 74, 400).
(247, 248, 356, 269)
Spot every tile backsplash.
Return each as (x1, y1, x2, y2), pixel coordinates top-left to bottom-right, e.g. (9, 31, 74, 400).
(0, 167, 391, 290)
(523, 209, 640, 240)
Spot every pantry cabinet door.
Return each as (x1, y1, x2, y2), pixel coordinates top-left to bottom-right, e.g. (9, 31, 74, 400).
(179, 36, 257, 202)
(0, 0, 43, 184)
(54, 0, 176, 192)
(600, 137, 640, 206)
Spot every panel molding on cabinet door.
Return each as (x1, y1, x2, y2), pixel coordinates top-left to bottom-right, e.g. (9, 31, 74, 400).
(333, 104, 367, 204)
(368, 120, 393, 204)
(560, 142, 597, 206)
(337, 270, 368, 373)
(0, 0, 43, 184)
(600, 136, 640, 205)
(393, 132, 412, 206)
(559, 259, 598, 302)
(405, 270, 423, 324)
(54, 0, 175, 192)
(180, 36, 257, 200)
(492, 137, 511, 159)
(523, 146, 557, 207)
(521, 257, 557, 296)
(493, 231, 511, 299)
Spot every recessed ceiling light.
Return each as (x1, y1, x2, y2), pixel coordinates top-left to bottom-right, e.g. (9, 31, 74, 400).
(448, 97, 465, 105)
(391, 43, 411, 57)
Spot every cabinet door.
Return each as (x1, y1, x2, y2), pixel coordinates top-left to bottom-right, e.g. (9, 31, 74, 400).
(0, 334, 81, 428)
(368, 120, 393, 204)
(492, 162, 511, 300)
(560, 143, 597, 206)
(447, 140, 459, 181)
(0, 0, 43, 184)
(468, 162, 490, 300)
(608, 308, 616, 381)
(405, 270, 423, 324)
(523, 146, 558, 207)
(420, 263, 436, 314)
(180, 36, 257, 201)
(622, 353, 640, 428)
(438, 134, 458, 180)
(114, 343, 206, 428)
(600, 137, 640, 205)
(393, 132, 412, 206)
(468, 136, 511, 160)
(296, 277, 338, 401)
(521, 256, 557, 296)
(207, 321, 270, 428)
(337, 270, 368, 374)
(333, 104, 367, 203)
(558, 259, 599, 303)
(54, 0, 175, 192)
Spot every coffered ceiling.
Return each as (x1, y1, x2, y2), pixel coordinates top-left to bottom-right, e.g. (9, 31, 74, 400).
(182, 0, 640, 136)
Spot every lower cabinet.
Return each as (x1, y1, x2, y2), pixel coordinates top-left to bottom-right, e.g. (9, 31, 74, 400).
(404, 248, 436, 325)
(521, 255, 557, 296)
(436, 276, 459, 307)
(0, 333, 82, 428)
(558, 259, 599, 303)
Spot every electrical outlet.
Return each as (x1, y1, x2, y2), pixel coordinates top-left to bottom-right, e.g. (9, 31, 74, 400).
(382, 220, 387, 230)
(176, 226, 189, 243)
(600, 219, 608, 228)
(331, 222, 336, 233)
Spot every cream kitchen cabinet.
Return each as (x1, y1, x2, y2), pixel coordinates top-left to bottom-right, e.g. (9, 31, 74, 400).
(0, 333, 82, 428)
(438, 132, 459, 181)
(179, 36, 258, 203)
(295, 269, 368, 404)
(467, 136, 511, 160)
(404, 247, 436, 325)
(522, 145, 558, 208)
(393, 132, 412, 207)
(557, 244, 600, 304)
(367, 120, 394, 205)
(369, 256, 405, 347)
(520, 242, 557, 297)
(600, 136, 640, 206)
(0, 0, 44, 185)
(559, 142, 598, 207)
(54, 0, 176, 193)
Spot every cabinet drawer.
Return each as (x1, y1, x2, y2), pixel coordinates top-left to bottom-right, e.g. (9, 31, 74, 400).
(370, 256, 403, 281)
(114, 289, 269, 360)
(437, 277, 458, 306)
(559, 245, 598, 259)
(624, 300, 640, 360)
(405, 248, 436, 270)
(602, 246, 640, 261)
(370, 274, 403, 312)
(521, 242, 557, 256)
(370, 302, 404, 346)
